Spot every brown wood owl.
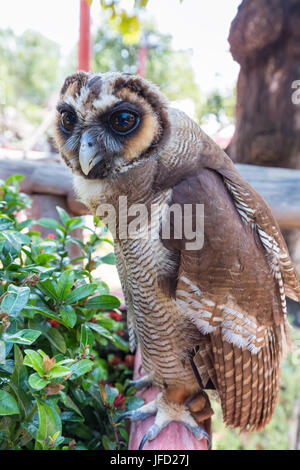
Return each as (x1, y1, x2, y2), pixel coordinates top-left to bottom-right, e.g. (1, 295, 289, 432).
(54, 71, 300, 449)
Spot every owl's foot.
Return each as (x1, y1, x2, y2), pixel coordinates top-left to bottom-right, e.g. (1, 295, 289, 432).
(117, 392, 211, 450)
(124, 374, 152, 395)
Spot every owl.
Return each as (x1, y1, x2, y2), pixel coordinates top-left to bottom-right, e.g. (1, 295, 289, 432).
(54, 71, 300, 449)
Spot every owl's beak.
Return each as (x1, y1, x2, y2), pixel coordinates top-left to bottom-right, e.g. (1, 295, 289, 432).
(79, 131, 104, 176)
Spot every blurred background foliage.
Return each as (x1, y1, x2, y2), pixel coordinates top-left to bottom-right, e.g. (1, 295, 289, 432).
(92, 23, 202, 112)
(0, 0, 235, 149)
(0, 28, 61, 125)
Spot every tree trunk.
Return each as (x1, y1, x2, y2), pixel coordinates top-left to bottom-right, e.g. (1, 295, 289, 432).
(228, 0, 300, 169)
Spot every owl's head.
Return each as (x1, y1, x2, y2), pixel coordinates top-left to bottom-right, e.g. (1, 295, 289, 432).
(54, 71, 171, 179)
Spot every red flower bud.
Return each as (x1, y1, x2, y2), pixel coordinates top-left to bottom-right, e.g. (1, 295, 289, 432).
(124, 354, 135, 369)
(109, 355, 122, 366)
(48, 319, 60, 328)
(46, 233, 55, 239)
(108, 311, 122, 321)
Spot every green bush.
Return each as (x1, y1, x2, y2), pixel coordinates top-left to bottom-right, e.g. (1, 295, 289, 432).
(0, 174, 141, 450)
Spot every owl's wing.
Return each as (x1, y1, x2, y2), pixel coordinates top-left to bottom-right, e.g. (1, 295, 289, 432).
(216, 161, 300, 304)
(161, 159, 299, 431)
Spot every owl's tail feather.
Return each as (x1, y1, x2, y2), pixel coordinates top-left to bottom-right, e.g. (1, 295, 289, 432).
(232, 346, 243, 427)
(210, 326, 283, 432)
(248, 348, 261, 430)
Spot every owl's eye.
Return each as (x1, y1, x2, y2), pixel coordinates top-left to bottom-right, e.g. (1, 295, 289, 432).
(109, 111, 139, 135)
(60, 111, 76, 133)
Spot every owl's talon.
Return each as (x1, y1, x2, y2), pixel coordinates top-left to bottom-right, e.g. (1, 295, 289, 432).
(185, 425, 212, 450)
(124, 393, 211, 450)
(116, 398, 157, 424)
(124, 375, 152, 395)
(116, 409, 154, 423)
(138, 421, 211, 450)
(139, 424, 160, 450)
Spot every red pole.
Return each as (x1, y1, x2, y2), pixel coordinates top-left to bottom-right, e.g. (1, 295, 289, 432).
(78, 0, 91, 71)
(138, 45, 147, 78)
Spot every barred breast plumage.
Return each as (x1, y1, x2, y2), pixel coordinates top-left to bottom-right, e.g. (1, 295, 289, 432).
(114, 194, 198, 389)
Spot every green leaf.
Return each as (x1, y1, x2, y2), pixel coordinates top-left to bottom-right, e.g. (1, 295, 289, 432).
(94, 280, 110, 295)
(102, 434, 116, 450)
(69, 360, 93, 379)
(126, 396, 144, 411)
(0, 390, 20, 415)
(55, 358, 74, 366)
(80, 324, 94, 350)
(111, 334, 129, 352)
(85, 295, 121, 310)
(46, 365, 70, 379)
(9, 346, 32, 418)
(0, 216, 14, 230)
(23, 349, 44, 376)
(4, 329, 41, 345)
(64, 283, 98, 304)
(97, 314, 115, 329)
(99, 253, 116, 265)
(44, 327, 66, 353)
(2, 231, 30, 250)
(5, 174, 23, 184)
(35, 253, 56, 265)
(65, 217, 85, 231)
(104, 385, 119, 405)
(59, 305, 77, 328)
(10, 345, 23, 386)
(119, 427, 129, 441)
(1, 286, 30, 316)
(0, 341, 6, 364)
(56, 270, 74, 300)
(59, 392, 83, 417)
(60, 411, 84, 423)
(28, 373, 50, 391)
(9, 385, 30, 422)
(56, 206, 70, 225)
(87, 322, 113, 341)
(24, 305, 64, 325)
(36, 400, 62, 448)
(36, 218, 61, 229)
(17, 218, 34, 231)
(37, 279, 58, 300)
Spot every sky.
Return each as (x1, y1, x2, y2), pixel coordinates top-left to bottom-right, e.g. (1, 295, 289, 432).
(0, 0, 241, 95)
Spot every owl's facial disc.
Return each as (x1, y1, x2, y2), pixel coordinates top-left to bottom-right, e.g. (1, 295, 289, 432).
(56, 100, 143, 178)
(55, 71, 171, 180)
